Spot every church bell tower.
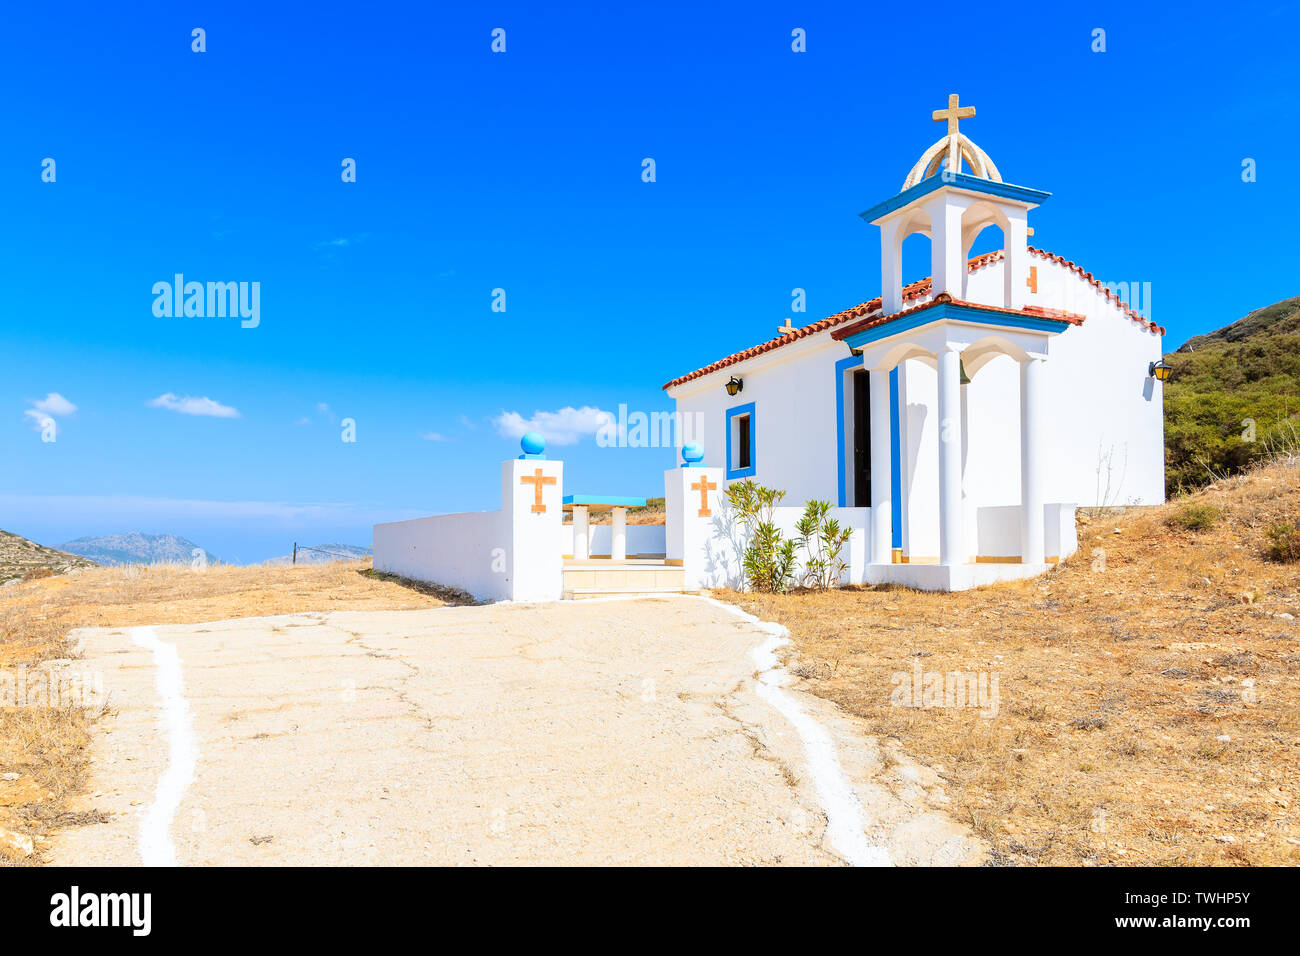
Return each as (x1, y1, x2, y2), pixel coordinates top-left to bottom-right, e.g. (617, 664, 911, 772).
(860, 95, 1051, 315)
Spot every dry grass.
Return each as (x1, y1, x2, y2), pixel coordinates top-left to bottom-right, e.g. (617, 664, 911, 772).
(0, 559, 452, 863)
(719, 459, 1300, 866)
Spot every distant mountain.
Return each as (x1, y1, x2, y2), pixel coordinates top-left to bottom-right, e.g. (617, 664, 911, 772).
(0, 529, 97, 583)
(266, 543, 371, 566)
(57, 532, 218, 567)
(1164, 297, 1300, 493)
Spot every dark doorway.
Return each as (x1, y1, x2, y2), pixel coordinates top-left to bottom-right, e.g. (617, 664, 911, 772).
(852, 369, 871, 507)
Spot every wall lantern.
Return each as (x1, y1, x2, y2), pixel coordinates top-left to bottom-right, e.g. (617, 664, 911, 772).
(724, 375, 744, 396)
(1148, 360, 1173, 383)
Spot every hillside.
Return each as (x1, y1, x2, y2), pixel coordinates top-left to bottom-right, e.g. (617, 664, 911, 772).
(1164, 297, 1300, 493)
(57, 532, 218, 567)
(1179, 297, 1300, 350)
(0, 530, 96, 584)
(726, 455, 1300, 865)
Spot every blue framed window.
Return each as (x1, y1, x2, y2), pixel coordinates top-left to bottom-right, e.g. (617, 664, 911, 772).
(725, 402, 756, 479)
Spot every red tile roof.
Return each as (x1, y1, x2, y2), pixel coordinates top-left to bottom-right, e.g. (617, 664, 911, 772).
(829, 292, 1085, 341)
(661, 247, 1163, 390)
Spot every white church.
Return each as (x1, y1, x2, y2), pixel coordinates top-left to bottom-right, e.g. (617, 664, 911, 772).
(377, 96, 1168, 598)
(662, 94, 1167, 591)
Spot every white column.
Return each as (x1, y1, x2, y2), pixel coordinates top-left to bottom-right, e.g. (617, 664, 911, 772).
(1020, 358, 1045, 563)
(501, 456, 564, 602)
(868, 367, 893, 565)
(928, 197, 965, 299)
(611, 507, 627, 560)
(1004, 213, 1029, 310)
(572, 505, 589, 559)
(936, 347, 964, 567)
(880, 219, 903, 315)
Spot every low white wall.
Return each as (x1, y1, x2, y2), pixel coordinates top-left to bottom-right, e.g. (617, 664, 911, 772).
(562, 524, 667, 557)
(373, 510, 507, 601)
(691, 501, 870, 589)
(1045, 503, 1079, 560)
(374, 457, 566, 603)
(972, 503, 1079, 559)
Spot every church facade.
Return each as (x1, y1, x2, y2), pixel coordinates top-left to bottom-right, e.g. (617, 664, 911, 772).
(663, 96, 1167, 590)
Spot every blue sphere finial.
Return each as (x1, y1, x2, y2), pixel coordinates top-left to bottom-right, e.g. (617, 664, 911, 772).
(520, 432, 546, 457)
(681, 441, 704, 467)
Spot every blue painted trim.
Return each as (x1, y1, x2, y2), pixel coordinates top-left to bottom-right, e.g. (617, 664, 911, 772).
(858, 172, 1051, 223)
(833, 355, 860, 507)
(841, 301, 1073, 350)
(518, 453, 547, 460)
(889, 367, 902, 549)
(562, 494, 647, 508)
(724, 401, 756, 480)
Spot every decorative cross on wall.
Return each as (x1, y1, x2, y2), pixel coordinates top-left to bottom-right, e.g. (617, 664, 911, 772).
(691, 476, 716, 517)
(520, 468, 556, 513)
(775, 317, 795, 337)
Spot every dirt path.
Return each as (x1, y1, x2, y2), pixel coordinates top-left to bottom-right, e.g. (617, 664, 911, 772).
(49, 596, 982, 866)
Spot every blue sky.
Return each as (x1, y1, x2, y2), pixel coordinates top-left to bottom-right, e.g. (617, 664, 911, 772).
(2, 0, 1297, 562)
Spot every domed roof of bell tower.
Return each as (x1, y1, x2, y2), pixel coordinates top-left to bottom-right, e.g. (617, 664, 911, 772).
(901, 94, 1002, 190)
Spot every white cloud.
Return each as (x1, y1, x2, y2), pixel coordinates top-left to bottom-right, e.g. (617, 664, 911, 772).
(493, 406, 614, 446)
(147, 393, 240, 419)
(313, 234, 368, 254)
(30, 393, 77, 417)
(421, 432, 450, 442)
(23, 392, 77, 433)
(459, 414, 476, 430)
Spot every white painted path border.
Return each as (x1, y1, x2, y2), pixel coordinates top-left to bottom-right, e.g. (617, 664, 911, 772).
(130, 626, 197, 867)
(696, 597, 893, 867)
(563, 594, 892, 867)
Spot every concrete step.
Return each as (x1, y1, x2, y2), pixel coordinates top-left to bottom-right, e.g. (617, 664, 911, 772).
(562, 586, 705, 601)
(560, 560, 688, 599)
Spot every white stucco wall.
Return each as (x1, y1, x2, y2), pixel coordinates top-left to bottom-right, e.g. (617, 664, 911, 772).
(666, 336, 846, 505)
(374, 457, 564, 602)
(666, 254, 1164, 561)
(373, 509, 509, 600)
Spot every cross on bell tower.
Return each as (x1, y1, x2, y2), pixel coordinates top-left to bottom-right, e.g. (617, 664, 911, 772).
(932, 94, 977, 177)
(932, 93, 975, 136)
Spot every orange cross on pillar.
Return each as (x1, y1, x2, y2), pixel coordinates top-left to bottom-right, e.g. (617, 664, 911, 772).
(690, 476, 716, 517)
(520, 468, 556, 513)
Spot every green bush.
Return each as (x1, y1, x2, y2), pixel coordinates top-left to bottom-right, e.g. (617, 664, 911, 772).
(1165, 502, 1221, 532)
(1263, 521, 1300, 563)
(724, 484, 853, 592)
(725, 479, 798, 593)
(794, 500, 852, 590)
